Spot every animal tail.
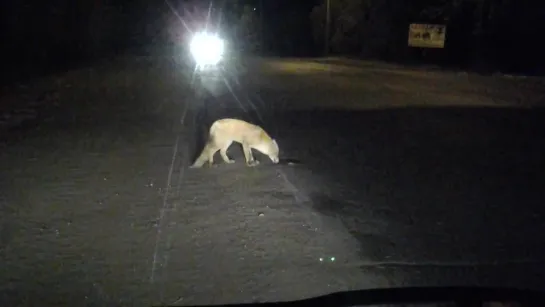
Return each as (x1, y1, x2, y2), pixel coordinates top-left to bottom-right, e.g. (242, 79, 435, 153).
(190, 121, 221, 168)
(190, 133, 215, 168)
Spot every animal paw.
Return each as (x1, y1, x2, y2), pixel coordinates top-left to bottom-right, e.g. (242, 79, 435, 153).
(247, 160, 260, 167)
(225, 159, 235, 164)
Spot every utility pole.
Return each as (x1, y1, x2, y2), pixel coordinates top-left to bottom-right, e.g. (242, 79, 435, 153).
(259, 0, 264, 52)
(324, 0, 330, 56)
(473, 0, 488, 68)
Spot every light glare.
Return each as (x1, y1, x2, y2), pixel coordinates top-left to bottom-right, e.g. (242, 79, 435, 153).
(190, 32, 224, 67)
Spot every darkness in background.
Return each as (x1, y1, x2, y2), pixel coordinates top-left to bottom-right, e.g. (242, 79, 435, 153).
(260, 0, 318, 57)
(1, 0, 544, 86)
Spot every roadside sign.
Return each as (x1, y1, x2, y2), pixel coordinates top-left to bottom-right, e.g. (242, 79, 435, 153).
(408, 24, 446, 48)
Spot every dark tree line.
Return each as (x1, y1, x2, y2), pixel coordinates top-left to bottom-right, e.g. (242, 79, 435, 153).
(0, 0, 265, 84)
(309, 0, 545, 73)
(1, 0, 148, 83)
(1, 0, 544, 84)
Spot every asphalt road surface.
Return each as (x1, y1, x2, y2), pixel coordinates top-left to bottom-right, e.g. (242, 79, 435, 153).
(1, 56, 545, 306)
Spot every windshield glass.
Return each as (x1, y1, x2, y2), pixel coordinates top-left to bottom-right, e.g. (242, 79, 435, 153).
(2, 0, 545, 306)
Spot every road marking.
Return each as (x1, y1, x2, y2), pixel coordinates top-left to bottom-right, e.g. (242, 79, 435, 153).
(275, 169, 328, 234)
(150, 101, 189, 285)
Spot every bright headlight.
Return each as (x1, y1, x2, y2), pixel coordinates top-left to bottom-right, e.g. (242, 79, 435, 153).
(190, 32, 224, 67)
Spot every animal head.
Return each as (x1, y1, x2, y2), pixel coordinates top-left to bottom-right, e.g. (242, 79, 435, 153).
(254, 139, 279, 164)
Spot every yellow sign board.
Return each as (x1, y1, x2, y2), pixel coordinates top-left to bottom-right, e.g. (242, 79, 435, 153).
(408, 24, 446, 48)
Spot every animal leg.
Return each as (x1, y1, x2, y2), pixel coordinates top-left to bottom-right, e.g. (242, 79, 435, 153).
(220, 141, 235, 164)
(242, 143, 259, 167)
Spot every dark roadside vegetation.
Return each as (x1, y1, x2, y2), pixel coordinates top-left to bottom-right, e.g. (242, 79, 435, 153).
(2, 0, 545, 89)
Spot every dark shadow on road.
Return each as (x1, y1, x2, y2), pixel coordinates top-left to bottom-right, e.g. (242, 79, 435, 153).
(0, 268, 123, 306)
(194, 104, 545, 269)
